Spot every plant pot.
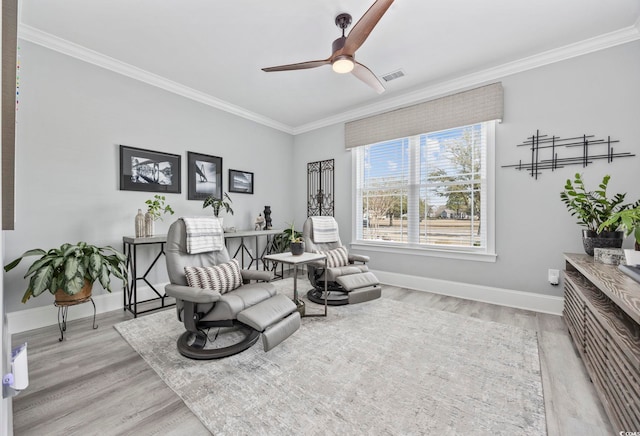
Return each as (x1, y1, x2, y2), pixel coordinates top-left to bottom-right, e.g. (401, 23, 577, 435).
(290, 242, 304, 256)
(625, 249, 640, 266)
(582, 230, 624, 256)
(54, 280, 93, 306)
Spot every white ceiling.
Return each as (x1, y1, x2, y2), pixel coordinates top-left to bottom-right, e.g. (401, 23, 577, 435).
(19, 0, 640, 133)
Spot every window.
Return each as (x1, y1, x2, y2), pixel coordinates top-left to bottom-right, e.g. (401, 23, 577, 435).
(353, 121, 496, 261)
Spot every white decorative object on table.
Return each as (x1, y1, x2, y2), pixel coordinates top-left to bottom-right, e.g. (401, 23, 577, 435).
(135, 209, 145, 237)
(254, 213, 265, 230)
(625, 249, 640, 266)
(144, 212, 154, 237)
(593, 247, 625, 265)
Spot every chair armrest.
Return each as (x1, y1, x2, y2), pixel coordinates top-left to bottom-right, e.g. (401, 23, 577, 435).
(241, 269, 273, 282)
(165, 283, 221, 303)
(349, 253, 370, 263)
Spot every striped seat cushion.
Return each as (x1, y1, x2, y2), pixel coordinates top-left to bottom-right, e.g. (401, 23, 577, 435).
(314, 246, 349, 268)
(184, 259, 242, 294)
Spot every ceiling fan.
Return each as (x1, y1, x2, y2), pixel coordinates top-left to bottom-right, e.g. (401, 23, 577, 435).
(261, 0, 394, 94)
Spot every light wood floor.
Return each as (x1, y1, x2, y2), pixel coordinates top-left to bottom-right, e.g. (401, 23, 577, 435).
(12, 284, 612, 435)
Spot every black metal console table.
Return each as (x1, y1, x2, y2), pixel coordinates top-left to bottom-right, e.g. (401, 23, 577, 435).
(224, 229, 283, 277)
(123, 235, 173, 318)
(123, 229, 286, 317)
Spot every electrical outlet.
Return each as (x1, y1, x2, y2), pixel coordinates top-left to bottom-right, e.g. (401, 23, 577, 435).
(548, 269, 560, 286)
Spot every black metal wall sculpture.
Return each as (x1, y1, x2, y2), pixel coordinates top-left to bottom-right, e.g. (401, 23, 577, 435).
(307, 159, 335, 217)
(502, 130, 635, 180)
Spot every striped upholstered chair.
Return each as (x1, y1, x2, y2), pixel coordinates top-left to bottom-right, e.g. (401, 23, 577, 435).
(164, 217, 300, 359)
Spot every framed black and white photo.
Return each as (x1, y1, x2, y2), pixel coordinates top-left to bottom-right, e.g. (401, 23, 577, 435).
(229, 169, 254, 194)
(187, 152, 222, 200)
(119, 145, 181, 193)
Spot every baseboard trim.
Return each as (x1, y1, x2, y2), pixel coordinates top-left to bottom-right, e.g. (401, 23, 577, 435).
(372, 270, 564, 316)
(7, 285, 169, 334)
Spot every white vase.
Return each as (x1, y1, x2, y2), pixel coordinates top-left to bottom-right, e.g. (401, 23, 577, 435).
(135, 209, 145, 237)
(624, 249, 640, 266)
(145, 212, 155, 237)
(216, 216, 224, 229)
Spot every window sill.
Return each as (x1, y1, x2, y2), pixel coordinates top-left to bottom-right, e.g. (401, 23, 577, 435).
(349, 241, 497, 263)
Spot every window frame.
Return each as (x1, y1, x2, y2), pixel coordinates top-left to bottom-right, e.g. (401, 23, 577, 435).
(351, 121, 497, 263)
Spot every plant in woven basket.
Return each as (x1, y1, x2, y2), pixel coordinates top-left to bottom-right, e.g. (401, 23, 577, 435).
(560, 173, 639, 255)
(599, 206, 640, 250)
(560, 173, 631, 233)
(4, 242, 128, 303)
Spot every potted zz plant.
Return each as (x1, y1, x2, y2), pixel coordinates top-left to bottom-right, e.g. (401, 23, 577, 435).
(560, 173, 636, 256)
(4, 242, 128, 304)
(599, 206, 640, 265)
(203, 192, 234, 227)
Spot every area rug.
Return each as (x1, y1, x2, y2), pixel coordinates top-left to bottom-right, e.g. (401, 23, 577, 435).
(115, 279, 546, 435)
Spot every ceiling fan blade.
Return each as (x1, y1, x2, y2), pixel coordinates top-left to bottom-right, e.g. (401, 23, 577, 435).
(262, 59, 331, 72)
(352, 62, 385, 94)
(342, 0, 394, 56)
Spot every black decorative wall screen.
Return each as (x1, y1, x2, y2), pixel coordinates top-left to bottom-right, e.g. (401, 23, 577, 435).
(502, 130, 635, 180)
(307, 159, 334, 217)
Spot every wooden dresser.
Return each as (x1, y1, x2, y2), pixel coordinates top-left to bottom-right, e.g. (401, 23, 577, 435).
(563, 253, 640, 431)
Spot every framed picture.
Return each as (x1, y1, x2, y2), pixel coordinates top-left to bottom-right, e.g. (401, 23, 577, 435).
(229, 169, 254, 194)
(120, 145, 181, 193)
(187, 152, 222, 200)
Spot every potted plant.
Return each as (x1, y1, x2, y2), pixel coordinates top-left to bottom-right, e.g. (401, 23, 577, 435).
(4, 242, 128, 304)
(144, 194, 174, 236)
(203, 192, 234, 227)
(273, 224, 303, 253)
(287, 222, 304, 255)
(599, 206, 640, 265)
(560, 173, 633, 255)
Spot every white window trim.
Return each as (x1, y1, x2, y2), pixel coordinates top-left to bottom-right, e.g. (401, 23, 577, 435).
(350, 121, 497, 263)
(349, 241, 497, 262)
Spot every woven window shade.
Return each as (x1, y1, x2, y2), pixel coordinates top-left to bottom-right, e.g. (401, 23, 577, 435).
(345, 82, 503, 149)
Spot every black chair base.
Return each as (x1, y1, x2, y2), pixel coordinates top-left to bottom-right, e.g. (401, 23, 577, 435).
(307, 288, 349, 306)
(176, 325, 260, 360)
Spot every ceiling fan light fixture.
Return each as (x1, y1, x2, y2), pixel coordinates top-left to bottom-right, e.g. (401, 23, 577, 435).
(261, 0, 393, 93)
(332, 56, 354, 74)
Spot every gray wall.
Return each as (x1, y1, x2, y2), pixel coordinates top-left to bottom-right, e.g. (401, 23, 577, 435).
(293, 40, 640, 297)
(4, 39, 639, 315)
(4, 41, 294, 313)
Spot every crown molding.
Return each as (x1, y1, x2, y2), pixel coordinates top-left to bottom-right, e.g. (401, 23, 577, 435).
(17, 24, 295, 134)
(292, 22, 640, 135)
(17, 20, 640, 137)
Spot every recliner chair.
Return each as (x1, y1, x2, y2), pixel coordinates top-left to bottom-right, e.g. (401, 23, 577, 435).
(164, 218, 300, 359)
(303, 216, 381, 306)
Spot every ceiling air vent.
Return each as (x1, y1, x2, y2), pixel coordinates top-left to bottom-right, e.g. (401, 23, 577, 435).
(381, 69, 405, 82)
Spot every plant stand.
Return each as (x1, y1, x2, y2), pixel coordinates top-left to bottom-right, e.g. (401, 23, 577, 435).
(54, 295, 97, 342)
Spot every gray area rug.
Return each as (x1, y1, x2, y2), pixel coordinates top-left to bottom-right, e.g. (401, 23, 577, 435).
(115, 279, 546, 435)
